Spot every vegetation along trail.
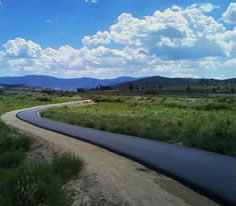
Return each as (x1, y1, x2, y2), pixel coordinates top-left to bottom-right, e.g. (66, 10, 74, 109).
(1, 102, 221, 206)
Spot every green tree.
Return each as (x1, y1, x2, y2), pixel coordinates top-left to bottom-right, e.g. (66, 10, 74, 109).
(129, 83, 134, 90)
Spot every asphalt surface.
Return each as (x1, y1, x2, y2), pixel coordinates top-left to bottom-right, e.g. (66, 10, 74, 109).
(16, 101, 236, 206)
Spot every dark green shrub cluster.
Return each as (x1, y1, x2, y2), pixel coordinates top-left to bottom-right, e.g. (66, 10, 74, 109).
(0, 130, 32, 169)
(143, 88, 158, 95)
(0, 129, 83, 206)
(90, 95, 126, 103)
(194, 102, 232, 111)
(52, 153, 83, 183)
(0, 151, 25, 168)
(0, 153, 83, 206)
(163, 101, 187, 109)
(35, 96, 52, 102)
(0, 135, 32, 153)
(15, 95, 27, 100)
(217, 97, 235, 104)
(180, 120, 236, 155)
(0, 164, 68, 206)
(162, 101, 233, 111)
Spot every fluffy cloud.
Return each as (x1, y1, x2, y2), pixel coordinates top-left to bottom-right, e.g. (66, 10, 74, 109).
(1, 37, 235, 79)
(85, 0, 97, 3)
(3, 38, 42, 58)
(188, 3, 219, 13)
(0, 4, 236, 79)
(211, 28, 236, 56)
(83, 31, 111, 45)
(222, 3, 236, 24)
(82, 6, 228, 60)
(0, 38, 199, 78)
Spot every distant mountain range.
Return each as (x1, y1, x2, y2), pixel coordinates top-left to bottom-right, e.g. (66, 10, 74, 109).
(0, 75, 139, 90)
(116, 76, 236, 89)
(0, 75, 235, 90)
(116, 76, 199, 88)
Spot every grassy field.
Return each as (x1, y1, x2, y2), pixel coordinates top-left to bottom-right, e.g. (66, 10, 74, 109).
(0, 93, 83, 206)
(42, 95, 236, 156)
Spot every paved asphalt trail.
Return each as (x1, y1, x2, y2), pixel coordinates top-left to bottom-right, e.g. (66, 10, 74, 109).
(16, 101, 236, 206)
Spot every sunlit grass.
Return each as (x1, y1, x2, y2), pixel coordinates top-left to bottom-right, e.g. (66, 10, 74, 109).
(0, 93, 83, 205)
(42, 96, 236, 156)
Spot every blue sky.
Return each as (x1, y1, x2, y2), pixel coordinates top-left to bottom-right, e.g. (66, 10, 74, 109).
(0, 0, 236, 79)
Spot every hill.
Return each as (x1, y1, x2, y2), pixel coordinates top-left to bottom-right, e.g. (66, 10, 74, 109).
(114, 76, 236, 93)
(115, 76, 201, 89)
(0, 75, 138, 90)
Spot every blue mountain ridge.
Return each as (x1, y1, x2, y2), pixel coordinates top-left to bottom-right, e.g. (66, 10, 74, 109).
(0, 75, 139, 90)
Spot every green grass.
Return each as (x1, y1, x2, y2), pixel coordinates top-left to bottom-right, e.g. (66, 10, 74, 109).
(0, 93, 80, 113)
(52, 153, 83, 183)
(42, 96, 236, 156)
(0, 153, 83, 206)
(0, 93, 83, 205)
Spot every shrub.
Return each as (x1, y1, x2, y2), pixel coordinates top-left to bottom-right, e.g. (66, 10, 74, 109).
(0, 153, 83, 206)
(144, 88, 158, 95)
(15, 95, 26, 100)
(0, 164, 71, 206)
(52, 153, 83, 183)
(163, 101, 187, 109)
(194, 102, 231, 111)
(130, 101, 138, 108)
(217, 97, 235, 104)
(0, 151, 25, 169)
(35, 96, 52, 102)
(0, 135, 32, 153)
(183, 121, 236, 155)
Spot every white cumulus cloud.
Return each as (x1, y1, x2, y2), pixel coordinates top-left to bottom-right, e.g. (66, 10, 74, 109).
(3, 38, 42, 58)
(85, 0, 97, 3)
(82, 6, 227, 60)
(188, 3, 219, 13)
(222, 3, 236, 24)
(0, 4, 236, 79)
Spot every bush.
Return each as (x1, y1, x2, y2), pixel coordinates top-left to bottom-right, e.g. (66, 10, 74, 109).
(0, 135, 32, 153)
(163, 101, 187, 109)
(194, 102, 231, 111)
(144, 88, 158, 95)
(91, 95, 126, 103)
(0, 151, 25, 169)
(0, 134, 32, 169)
(15, 95, 27, 100)
(52, 153, 83, 183)
(183, 121, 236, 155)
(35, 96, 52, 102)
(0, 153, 83, 206)
(0, 164, 70, 206)
(217, 97, 235, 104)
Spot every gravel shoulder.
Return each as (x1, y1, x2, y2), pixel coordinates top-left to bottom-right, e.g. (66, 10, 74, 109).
(1, 108, 220, 206)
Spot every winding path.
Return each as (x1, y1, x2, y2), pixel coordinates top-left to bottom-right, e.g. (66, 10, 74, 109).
(6, 101, 236, 205)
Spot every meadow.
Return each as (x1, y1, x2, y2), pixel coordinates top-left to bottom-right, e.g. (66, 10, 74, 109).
(0, 93, 83, 206)
(42, 95, 236, 156)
